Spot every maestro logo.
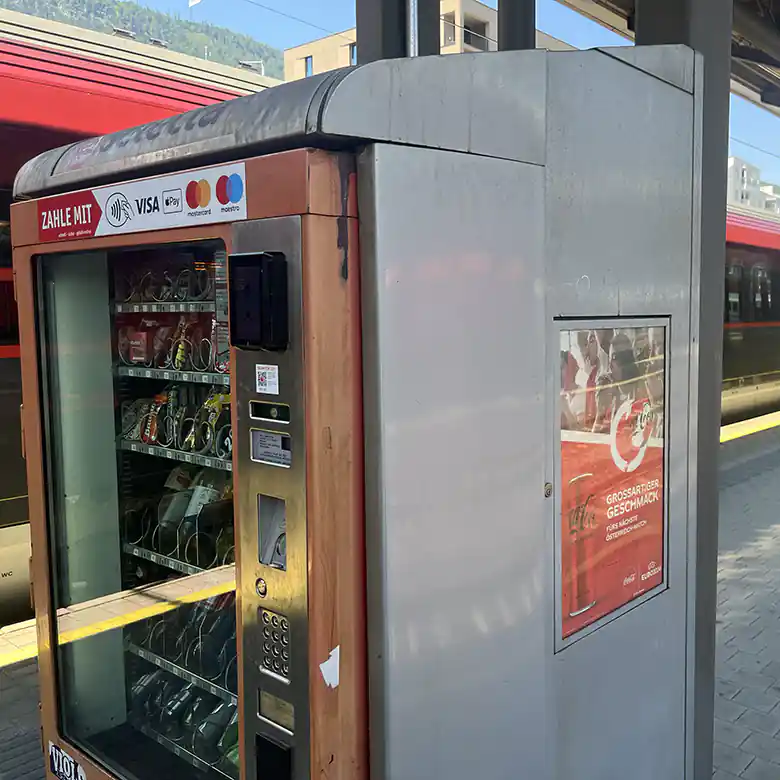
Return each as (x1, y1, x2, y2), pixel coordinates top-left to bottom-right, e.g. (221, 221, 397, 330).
(104, 192, 133, 228)
(186, 178, 212, 210)
(216, 173, 244, 206)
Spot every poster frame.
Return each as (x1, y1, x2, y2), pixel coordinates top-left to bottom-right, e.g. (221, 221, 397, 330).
(552, 316, 671, 653)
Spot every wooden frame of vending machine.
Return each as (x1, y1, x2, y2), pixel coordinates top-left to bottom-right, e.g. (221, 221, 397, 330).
(11, 148, 367, 780)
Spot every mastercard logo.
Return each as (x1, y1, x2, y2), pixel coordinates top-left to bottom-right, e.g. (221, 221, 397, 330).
(216, 173, 244, 205)
(186, 179, 211, 209)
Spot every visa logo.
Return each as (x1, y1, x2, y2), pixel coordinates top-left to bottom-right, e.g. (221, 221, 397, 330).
(135, 196, 160, 215)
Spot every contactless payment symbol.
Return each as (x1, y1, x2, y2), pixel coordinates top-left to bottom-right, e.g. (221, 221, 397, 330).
(216, 173, 244, 205)
(186, 179, 211, 209)
(105, 192, 133, 227)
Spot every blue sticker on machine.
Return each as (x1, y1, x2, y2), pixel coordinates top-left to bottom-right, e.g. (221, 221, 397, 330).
(49, 742, 86, 780)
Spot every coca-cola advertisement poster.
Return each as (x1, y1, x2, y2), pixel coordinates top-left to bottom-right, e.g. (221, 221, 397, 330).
(559, 325, 665, 639)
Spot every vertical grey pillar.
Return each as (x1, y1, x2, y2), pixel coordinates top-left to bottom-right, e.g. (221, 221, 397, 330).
(356, 0, 408, 63)
(417, 0, 440, 56)
(634, 2, 732, 779)
(498, 0, 536, 51)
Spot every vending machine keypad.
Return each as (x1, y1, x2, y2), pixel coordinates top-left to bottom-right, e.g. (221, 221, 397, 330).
(260, 608, 290, 679)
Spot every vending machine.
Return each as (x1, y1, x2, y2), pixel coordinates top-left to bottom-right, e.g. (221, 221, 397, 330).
(12, 145, 365, 780)
(13, 47, 705, 780)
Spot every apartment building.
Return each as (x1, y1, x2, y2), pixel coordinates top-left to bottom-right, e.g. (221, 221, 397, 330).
(283, 0, 571, 80)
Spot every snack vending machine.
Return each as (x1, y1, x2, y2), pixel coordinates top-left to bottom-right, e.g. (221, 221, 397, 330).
(11, 147, 365, 780)
(13, 47, 705, 780)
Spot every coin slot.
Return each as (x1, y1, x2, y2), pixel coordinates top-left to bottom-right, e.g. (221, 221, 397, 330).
(249, 400, 290, 424)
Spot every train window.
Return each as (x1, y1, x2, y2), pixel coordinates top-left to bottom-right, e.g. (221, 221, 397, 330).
(753, 266, 772, 321)
(725, 263, 743, 323)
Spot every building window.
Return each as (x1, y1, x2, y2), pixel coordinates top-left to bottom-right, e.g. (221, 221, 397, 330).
(442, 13, 457, 46)
(304, 55, 313, 77)
(350, 43, 357, 66)
(463, 17, 488, 51)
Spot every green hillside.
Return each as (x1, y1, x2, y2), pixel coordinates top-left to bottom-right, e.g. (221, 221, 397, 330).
(1, 0, 283, 78)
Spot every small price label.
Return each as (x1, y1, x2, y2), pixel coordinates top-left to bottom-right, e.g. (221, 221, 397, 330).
(163, 372, 170, 380)
(145, 370, 152, 378)
(133, 305, 140, 312)
(131, 444, 138, 452)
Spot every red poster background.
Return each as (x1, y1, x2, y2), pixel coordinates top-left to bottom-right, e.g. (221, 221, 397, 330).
(561, 431, 664, 638)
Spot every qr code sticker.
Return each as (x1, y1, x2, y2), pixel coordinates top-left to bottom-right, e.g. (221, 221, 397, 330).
(256, 364, 280, 395)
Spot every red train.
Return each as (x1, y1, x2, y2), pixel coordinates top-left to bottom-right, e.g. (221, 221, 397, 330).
(722, 204, 780, 423)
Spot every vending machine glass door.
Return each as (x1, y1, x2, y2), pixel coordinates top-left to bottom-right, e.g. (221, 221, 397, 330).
(36, 240, 239, 780)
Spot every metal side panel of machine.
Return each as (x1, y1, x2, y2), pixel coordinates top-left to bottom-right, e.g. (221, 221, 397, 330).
(359, 142, 549, 780)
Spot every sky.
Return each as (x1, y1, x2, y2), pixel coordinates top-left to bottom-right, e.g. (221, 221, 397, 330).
(138, 0, 780, 182)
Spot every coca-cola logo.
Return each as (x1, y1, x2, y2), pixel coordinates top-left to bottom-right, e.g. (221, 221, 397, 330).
(568, 487, 596, 537)
(610, 398, 654, 473)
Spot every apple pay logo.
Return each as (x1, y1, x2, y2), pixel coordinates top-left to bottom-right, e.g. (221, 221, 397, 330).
(163, 188, 183, 214)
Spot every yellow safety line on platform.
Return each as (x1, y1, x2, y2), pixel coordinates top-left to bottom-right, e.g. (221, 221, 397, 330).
(0, 573, 235, 669)
(720, 410, 780, 443)
(0, 642, 36, 667)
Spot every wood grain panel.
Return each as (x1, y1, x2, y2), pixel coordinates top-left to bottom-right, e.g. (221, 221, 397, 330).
(302, 212, 367, 780)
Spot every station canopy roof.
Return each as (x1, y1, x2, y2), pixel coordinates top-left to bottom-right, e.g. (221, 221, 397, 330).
(562, 0, 780, 115)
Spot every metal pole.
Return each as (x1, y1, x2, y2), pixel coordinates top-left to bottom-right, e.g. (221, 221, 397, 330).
(407, 0, 418, 56)
(498, 0, 536, 51)
(356, 0, 408, 64)
(634, 1, 733, 779)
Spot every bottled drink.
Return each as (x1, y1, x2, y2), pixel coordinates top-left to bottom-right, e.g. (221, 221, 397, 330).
(181, 694, 219, 749)
(129, 670, 162, 719)
(147, 675, 185, 727)
(193, 701, 237, 764)
(159, 684, 197, 742)
(217, 708, 238, 757)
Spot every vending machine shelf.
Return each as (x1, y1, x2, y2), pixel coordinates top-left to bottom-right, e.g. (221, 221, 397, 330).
(118, 440, 233, 471)
(126, 642, 238, 705)
(115, 302, 217, 314)
(122, 542, 203, 576)
(116, 366, 231, 386)
(130, 719, 237, 780)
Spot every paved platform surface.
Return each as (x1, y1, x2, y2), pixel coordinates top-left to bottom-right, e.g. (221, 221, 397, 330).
(714, 427, 780, 779)
(1, 431, 780, 779)
(0, 660, 43, 780)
